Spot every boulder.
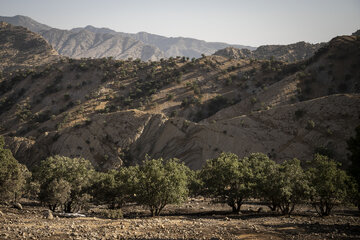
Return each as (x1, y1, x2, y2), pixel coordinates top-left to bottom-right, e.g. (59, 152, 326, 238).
(43, 210, 54, 219)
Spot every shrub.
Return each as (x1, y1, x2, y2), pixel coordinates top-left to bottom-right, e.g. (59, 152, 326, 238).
(306, 120, 316, 130)
(104, 209, 123, 219)
(250, 97, 257, 104)
(166, 93, 174, 101)
(294, 109, 305, 120)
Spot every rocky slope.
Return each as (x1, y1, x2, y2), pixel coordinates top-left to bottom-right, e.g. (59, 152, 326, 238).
(0, 22, 59, 72)
(215, 41, 325, 62)
(0, 22, 359, 170)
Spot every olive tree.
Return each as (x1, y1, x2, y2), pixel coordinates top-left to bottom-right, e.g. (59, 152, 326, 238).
(35, 155, 94, 212)
(0, 136, 29, 203)
(135, 157, 190, 216)
(307, 154, 356, 216)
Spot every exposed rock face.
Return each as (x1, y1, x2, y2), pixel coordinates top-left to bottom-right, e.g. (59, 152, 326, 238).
(214, 41, 325, 62)
(0, 22, 58, 72)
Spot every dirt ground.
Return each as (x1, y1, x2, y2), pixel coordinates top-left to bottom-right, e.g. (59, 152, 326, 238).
(0, 198, 359, 240)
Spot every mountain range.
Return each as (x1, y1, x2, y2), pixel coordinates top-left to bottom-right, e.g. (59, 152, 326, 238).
(0, 15, 324, 62)
(0, 20, 359, 170)
(0, 15, 255, 61)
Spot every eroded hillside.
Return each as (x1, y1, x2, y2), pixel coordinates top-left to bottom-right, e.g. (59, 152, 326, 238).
(1, 22, 359, 170)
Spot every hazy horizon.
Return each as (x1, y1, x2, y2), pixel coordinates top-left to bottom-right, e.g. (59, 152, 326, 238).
(0, 0, 359, 47)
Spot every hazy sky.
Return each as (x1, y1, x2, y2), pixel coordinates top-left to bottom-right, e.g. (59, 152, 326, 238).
(0, 0, 359, 46)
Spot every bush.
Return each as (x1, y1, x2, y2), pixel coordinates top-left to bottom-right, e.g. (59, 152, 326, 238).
(294, 109, 305, 120)
(306, 120, 316, 130)
(104, 209, 123, 219)
(135, 157, 190, 216)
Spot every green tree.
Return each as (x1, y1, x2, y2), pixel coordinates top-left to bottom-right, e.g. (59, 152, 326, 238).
(307, 154, 356, 216)
(91, 166, 138, 209)
(0, 136, 28, 203)
(201, 152, 250, 213)
(135, 157, 190, 216)
(262, 159, 310, 214)
(347, 125, 360, 209)
(35, 155, 94, 212)
(39, 178, 71, 211)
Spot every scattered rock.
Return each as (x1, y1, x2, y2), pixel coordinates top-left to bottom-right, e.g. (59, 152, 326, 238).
(43, 210, 54, 220)
(13, 203, 23, 210)
(0, 211, 3, 216)
(257, 207, 264, 213)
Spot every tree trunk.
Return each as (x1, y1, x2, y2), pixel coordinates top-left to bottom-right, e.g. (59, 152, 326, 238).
(150, 208, 155, 217)
(64, 201, 72, 213)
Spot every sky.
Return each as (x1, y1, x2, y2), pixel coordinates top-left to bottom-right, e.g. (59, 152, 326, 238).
(0, 0, 359, 47)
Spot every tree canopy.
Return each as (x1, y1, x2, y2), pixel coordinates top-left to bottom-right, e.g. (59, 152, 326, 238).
(0, 136, 29, 203)
(134, 157, 190, 216)
(35, 155, 95, 212)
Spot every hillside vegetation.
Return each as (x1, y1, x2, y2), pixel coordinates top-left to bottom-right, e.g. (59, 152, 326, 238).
(0, 22, 359, 171)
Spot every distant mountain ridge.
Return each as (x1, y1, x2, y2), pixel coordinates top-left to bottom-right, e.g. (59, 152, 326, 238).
(214, 41, 325, 62)
(0, 15, 255, 60)
(0, 15, 51, 33)
(40, 28, 164, 61)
